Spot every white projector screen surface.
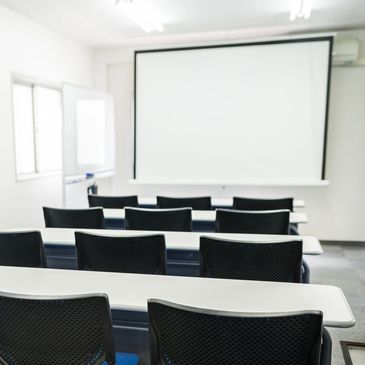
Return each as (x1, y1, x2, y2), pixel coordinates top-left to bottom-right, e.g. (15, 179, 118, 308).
(135, 38, 332, 184)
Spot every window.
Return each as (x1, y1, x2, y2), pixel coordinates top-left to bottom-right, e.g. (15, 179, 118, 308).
(12, 80, 63, 179)
(76, 99, 107, 166)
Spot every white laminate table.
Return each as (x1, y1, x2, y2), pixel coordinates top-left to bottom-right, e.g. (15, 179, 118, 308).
(104, 209, 308, 224)
(0, 266, 354, 328)
(11, 228, 322, 255)
(139, 197, 305, 209)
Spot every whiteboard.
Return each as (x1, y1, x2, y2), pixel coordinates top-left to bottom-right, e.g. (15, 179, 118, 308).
(134, 37, 332, 184)
(62, 84, 115, 178)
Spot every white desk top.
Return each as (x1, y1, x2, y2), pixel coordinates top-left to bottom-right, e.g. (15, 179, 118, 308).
(16, 228, 322, 255)
(0, 266, 354, 328)
(104, 209, 308, 224)
(139, 197, 305, 208)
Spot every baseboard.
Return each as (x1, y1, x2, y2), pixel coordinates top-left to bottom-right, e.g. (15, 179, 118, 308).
(321, 240, 365, 246)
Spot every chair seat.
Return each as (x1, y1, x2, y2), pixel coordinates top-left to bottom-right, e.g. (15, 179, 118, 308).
(102, 352, 140, 365)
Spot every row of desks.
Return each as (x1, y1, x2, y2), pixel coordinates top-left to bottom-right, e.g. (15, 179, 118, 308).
(6, 228, 321, 277)
(0, 265, 354, 328)
(138, 197, 305, 209)
(103, 209, 308, 225)
(9, 227, 322, 255)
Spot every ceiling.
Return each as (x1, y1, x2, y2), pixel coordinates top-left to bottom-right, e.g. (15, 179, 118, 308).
(0, 0, 365, 49)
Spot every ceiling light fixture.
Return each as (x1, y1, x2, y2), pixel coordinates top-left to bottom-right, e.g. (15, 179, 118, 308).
(115, 0, 164, 33)
(289, 0, 312, 21)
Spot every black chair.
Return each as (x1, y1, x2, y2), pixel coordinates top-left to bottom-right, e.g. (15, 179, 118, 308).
(200, 236, 302, 282)
(0, 292, 139, 365)
(75, 232, 166, 274)
(43, 207, 105, 229)
(148, 299, 328, 365)
(125, 207, 192, 232)
(233, 197, 294, 211)
(157, 196, 212, 210)
(215, 209, 290, 235)
(0, 231, 46, 268)
(88, 194, 139, 209)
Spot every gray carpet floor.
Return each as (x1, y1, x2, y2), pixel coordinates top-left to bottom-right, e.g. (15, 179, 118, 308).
(306, 242, 365, 365)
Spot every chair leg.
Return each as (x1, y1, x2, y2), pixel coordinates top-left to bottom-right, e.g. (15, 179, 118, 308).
(289, 224, 299, 235)
(321, 327, 332, 365)
(302, 260, 310, 283)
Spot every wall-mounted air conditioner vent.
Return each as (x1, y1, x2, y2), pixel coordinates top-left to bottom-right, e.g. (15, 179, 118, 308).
(333, 38, 360, 66)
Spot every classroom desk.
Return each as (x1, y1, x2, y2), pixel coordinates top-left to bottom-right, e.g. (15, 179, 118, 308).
(6, 228, 321, 276)
(29, 228, 322, 255)
(139, 197, 305, 209)
(0, 266, 351, 361)
(0, 266, 354, 328)
(103, 209, 308, 231)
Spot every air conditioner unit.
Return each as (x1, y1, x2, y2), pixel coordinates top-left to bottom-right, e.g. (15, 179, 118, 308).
(333, 38, 360, 66)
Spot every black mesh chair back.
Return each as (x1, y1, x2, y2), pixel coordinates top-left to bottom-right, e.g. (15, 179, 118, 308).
(0, 293, 115, 365)
(0, 231, 46, 268)
(148, 299, 324, 365)
(233, 197, 294, 211)
(200, 236, 303, 282)
(75, 232, 166, 274)
(215, 209, 290, 235)
(88, 194, 138, 209)
(43, 207, 105, 229)
(156, 196, 212, 210)
(125, 208, 192, 232)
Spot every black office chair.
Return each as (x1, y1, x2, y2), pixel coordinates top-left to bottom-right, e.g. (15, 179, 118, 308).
(200, 236, 303, 282)
(125, 207, 192, 232)
(215, 209, 290, 235)
(88, 194, 139, 209)
(75, 232, 166, 274)
(43, 207, 105, 229)
(157, 196, 212, 210)
(233, 197, 294, 211)
(148, 299, 328, 365)
(0, 292, 139, 365)
(0, 231, 46, 268)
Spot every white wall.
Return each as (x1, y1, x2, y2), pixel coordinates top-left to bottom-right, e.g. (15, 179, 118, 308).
(0, 6, 96, 228)
(95, 31, 365, 241)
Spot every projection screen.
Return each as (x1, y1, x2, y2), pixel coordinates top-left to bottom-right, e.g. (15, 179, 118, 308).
(134, 36, 333, 184)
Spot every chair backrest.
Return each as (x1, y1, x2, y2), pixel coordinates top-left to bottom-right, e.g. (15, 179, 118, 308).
(88, 194, 138, 209)
(156, 196, 212, 210)
(215, 209, 290, 235)
(233, 197, 294, 211)
(75, 232, 166, 274)
(43, 207, 105, 229)
(125, 207, 192, 232)
(0, 292, 115, 365)
(200, 236, 303, 282)
(0, 231, 46, 268)
(148, 299, 323, 365)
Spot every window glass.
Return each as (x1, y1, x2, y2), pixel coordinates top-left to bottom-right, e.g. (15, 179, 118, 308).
(35, 86, 63, 172)
(76, 99, 106, 166)
(13, 83, 36, 175)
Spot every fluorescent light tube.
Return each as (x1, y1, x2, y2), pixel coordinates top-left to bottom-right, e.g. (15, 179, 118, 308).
(116, 0, 164, 33)
(290, 0, 312, 21)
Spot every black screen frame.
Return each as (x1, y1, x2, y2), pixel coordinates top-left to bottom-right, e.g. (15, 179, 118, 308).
(134, 36, 333, 181)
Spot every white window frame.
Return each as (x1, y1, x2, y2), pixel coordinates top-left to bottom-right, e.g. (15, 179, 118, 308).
(11, 74, 63, 182)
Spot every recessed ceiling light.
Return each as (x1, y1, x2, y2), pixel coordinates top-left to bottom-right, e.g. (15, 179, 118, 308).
(290, 0, 312, 21)
(116, 0, 164, 33)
